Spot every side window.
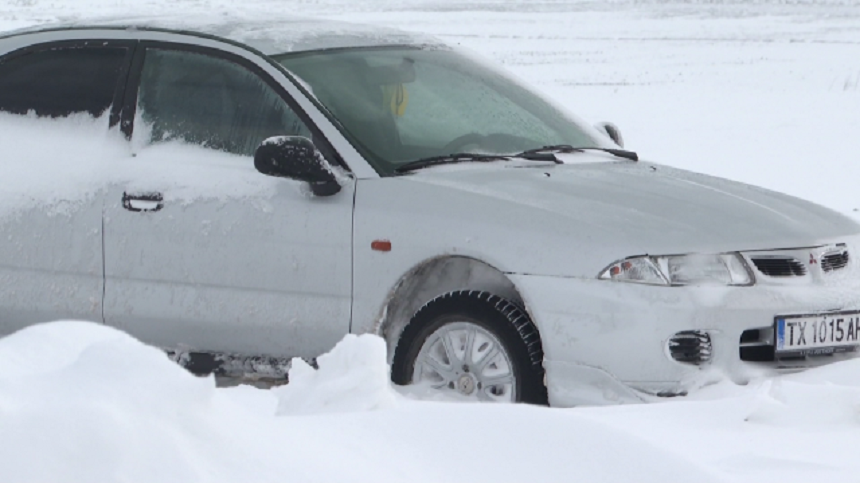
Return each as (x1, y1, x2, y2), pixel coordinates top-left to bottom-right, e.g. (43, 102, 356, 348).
(136, 48, 311, 156)
(0, 45, 127, 118)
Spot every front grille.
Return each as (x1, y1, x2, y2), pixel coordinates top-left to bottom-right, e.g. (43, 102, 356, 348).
(822, 250, 849, 272)
(668, 331, 712, 365)
(750, 257, 806, 277)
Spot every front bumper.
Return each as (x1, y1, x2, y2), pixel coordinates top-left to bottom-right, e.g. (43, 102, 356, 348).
(510, 272, 860, 407)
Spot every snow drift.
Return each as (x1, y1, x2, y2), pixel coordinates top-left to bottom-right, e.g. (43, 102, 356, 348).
(0, 321, 720, 483)
(1, 321, 860, 482)
(273, 334, 399, 415)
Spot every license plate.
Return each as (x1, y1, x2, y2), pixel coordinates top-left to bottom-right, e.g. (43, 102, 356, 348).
(775, 311, 860, 355)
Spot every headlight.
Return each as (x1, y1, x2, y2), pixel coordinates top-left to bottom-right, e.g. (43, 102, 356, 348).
(599, 253, 754, 286)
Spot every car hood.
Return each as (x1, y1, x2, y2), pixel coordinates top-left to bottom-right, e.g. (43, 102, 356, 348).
(405, 158, 860, 263)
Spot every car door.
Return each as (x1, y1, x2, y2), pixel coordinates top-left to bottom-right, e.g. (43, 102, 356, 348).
(0, 39, 134, 334)
(102, 42, 354, 358)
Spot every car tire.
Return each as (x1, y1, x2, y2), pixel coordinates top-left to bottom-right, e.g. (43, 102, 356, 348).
(392, 290, 548, 405)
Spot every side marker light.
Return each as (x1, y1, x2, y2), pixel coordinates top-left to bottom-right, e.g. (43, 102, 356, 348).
(371, 240, 392, 252)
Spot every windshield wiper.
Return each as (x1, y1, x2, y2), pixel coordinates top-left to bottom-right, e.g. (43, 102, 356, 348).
(395, 150, 567, 174)
(518, 144, 639, 162)
(395, 153, 512, 173)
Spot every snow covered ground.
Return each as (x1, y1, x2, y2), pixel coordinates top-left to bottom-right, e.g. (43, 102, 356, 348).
(1, 0, 860, 482)
(2, 321, 860, 483)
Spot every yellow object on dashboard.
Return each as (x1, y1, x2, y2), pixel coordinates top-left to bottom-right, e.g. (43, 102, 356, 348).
(382, 84, 408, 117)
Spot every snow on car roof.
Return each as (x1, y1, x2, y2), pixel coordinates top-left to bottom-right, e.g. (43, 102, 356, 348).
(0, 13, 446, 55)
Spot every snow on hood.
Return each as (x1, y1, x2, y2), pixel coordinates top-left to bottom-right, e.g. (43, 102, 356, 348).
(406, 156, 860, 262)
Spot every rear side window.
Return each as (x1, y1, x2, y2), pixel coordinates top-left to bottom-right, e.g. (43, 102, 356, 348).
(0, 45, 127, 118)
(135, 48, 311, 156)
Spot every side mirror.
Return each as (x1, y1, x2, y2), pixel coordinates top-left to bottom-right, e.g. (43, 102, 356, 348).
(254, 136, 341, 197)
(594, 122, 624, 148)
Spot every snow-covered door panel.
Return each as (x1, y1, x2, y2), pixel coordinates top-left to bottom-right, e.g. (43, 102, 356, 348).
(0, 41, 132, 334)
(102, 46, 353, 358)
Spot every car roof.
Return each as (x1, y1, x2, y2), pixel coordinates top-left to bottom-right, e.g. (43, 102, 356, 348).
(0, 13, 446, 56)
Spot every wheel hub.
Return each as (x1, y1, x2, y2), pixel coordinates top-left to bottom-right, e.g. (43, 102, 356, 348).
(456, 374, 476, 395)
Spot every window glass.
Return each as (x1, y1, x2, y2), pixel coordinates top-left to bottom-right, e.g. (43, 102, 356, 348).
(278, 48, 606, 174)
(0, 46, 126, 118)
(137, 48, 310, 156)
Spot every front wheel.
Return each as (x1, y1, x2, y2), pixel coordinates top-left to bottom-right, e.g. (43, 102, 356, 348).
(392, 291, 547, 404)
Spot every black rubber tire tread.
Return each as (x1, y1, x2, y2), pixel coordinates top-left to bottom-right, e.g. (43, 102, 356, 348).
(392, 290, 548, 405)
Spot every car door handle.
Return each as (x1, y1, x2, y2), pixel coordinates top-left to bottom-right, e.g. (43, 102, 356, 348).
(122, 192, 164, 212)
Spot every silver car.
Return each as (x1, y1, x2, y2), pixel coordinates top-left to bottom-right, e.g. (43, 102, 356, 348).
(1, 15, 858, 406)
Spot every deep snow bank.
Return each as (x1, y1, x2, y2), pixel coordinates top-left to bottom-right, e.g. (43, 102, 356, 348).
(274, 334, 399, 415)
(0, 321, 726, 483)
(2, 323, 860, 482)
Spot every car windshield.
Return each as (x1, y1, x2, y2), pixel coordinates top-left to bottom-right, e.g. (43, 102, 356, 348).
(275, 46, 609, 175)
